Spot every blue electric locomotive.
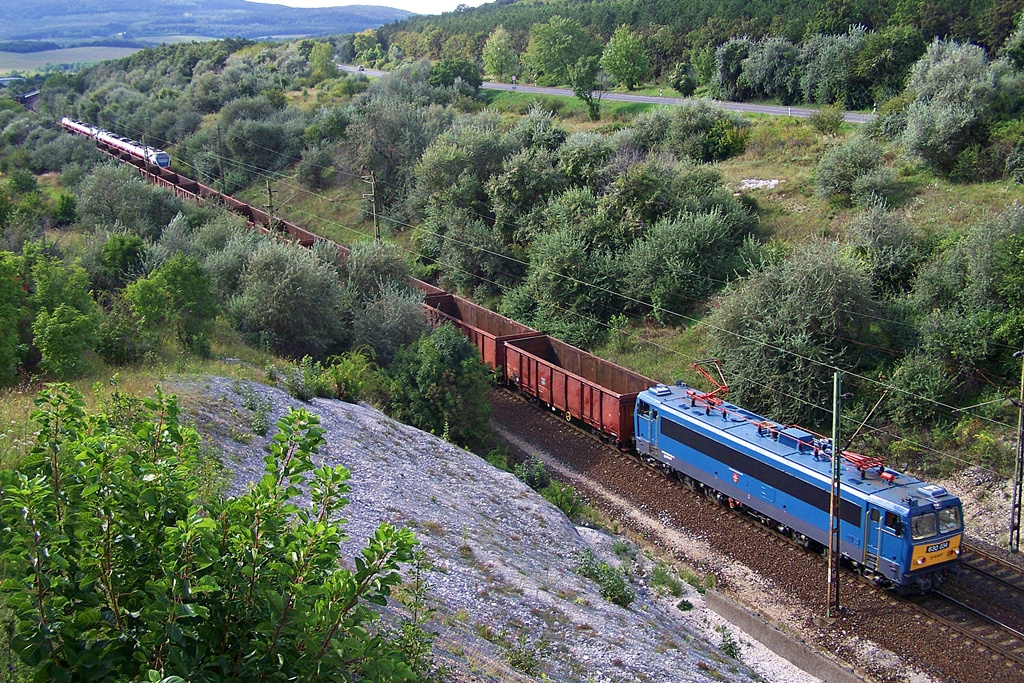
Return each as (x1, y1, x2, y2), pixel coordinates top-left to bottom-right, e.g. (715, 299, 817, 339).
(635, 382, 963, 592)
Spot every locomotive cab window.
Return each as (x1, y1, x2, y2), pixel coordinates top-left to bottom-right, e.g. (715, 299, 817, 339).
(938, 507, 962, 534)
(911, 512, 937, 540)
(637, 401, 651, 418)
(884, 511, 904, 536)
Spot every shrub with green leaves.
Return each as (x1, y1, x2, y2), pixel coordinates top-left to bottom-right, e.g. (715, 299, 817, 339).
(815, 135, 883, 202)
(514, 455, 551, 491)
(0, 384, 423, 682)
(574, 548, 634, 607)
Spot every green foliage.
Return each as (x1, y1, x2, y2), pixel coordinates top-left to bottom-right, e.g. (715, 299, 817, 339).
(386, 323, 492, 450)
(570, 55, 602, 121)
(229, 240, 348, 359)
(98, 233, 147, 290)
(574, 548, 634, 607)
(351, 282, 426, 368)
(296, 144, 336, 190)
(540, 480, 584, 519)
(0, 385, 422, 682)
(707, 240, 880, 426)
(75, 164, 184, 241)
(499, 631, 550, 676)
(742, 36, 801, 104)
(649, 564, 685, 598)
(428, 58, 482, 92)
(815, 135, 884, 202)
(719, 626, 741, 659)
(32, 304, 98, 379)
(886, 354, 959, 429)
(482, 25, 519, 78)
(601, 25, 651, 91)
(667, 62, 696, 96)
(309, 41, 339, 82)
(513, 455, 551, 490)
(98, 294, 156, 365)
(808, 103, 844, 136)
(125, 252, 217, 357)
(0, 251, 27, 385)
(522, 15, 597, 85)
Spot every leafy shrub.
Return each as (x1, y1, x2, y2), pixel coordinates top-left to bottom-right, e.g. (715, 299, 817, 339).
(386, 323, 492, 449)
(851, 167, 901, 207)
(650, 564, 685, 598)
(814, 135, 883, 202)
(719, 627, 741, 659)
(97, 295, 156, 365)
(0, 385, 421, 682)
(886, 354, 959, 430)
(575, 548, 634, 607)
(540, 480, 584, 519)
(809, 103, 844, 136)
(32, 304, 97, 379)
(514, 455, 551, 491)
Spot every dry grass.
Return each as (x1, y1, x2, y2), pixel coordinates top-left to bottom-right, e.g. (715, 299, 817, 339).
(0, 318, 279, 470)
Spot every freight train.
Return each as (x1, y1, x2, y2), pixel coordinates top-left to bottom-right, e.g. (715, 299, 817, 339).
(61, 117, 963, 592)
(425, 298, 963, 593)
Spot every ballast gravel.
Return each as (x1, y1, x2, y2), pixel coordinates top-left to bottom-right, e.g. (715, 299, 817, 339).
(177, 376, 821, 683)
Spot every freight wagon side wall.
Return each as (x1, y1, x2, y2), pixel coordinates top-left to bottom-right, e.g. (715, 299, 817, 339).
(423, 294, 540, 370)
(505, 336, 651, 445)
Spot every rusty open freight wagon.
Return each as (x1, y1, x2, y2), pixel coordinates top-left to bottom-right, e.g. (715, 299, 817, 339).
(423, 293, 539, 371)
(504, 335, 656, 446)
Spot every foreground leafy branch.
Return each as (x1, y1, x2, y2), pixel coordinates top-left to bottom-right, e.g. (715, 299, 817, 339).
(0, 384, 421, 682)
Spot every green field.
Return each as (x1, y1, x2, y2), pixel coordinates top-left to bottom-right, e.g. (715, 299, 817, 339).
(0, 46, 141, 74)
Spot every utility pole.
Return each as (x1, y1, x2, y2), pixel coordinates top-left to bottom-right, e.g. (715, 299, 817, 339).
(1011, 350, 1024, 553)
(361, 171, 379, 243)
(827, 370, 843, 620)
(264, 180, 280, 232)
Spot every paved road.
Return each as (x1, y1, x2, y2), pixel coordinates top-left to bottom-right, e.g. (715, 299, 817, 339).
(339, 64, 873, 124)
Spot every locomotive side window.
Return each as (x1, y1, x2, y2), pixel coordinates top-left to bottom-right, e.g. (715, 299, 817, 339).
(884, 511, 904, 536)
(911, 512, 937, 540)
(637, 401, 651, 417)
(870, 509, 880, 523)
(938, 507, 962, 533)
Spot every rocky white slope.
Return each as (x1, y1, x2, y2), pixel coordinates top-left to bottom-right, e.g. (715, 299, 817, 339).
(181, 377, 820, 683)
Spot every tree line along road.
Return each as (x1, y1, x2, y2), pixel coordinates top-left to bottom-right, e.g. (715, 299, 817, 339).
(338, 64, 874, 124)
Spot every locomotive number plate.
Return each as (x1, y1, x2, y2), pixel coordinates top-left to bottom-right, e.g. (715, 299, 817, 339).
(926, 541, 950, 553)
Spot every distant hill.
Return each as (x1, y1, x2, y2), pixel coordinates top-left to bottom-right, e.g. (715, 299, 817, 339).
(0, 0, 413, 44)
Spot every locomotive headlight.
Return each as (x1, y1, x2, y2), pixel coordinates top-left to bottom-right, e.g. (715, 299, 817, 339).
(917, 557, 925, 565)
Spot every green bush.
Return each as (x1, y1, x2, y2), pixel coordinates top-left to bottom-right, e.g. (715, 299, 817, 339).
(815, 135, 883, 202)
(32, 304, 98, 379)
(0, 385, 422, 682)
(514, 455, 551, 491)
(574, 548, 634, 607)
(809, 103, 844, 136)
(851, 167, 901, 207)
(541, 480, 584, 519)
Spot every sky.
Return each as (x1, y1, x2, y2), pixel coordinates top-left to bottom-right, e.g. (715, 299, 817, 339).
(245, 0, 489, 17)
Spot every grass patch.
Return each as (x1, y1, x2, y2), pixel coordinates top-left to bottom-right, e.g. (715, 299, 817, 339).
(0, 316, 277, 470)
(480, 89, 657, 125)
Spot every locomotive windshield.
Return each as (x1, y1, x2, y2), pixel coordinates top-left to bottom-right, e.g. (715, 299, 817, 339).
(910, 512, 937, 540)
(938, 506, 962, 534)
(911, 507, 962, 540)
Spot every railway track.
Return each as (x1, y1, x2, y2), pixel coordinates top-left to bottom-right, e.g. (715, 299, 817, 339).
(961, 543, 1024, 596)
(501, 389, 1024, 681)
(903, 590, 1024, 669)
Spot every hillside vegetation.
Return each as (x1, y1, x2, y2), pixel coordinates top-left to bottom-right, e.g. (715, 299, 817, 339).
(4, 4, 1024, 677)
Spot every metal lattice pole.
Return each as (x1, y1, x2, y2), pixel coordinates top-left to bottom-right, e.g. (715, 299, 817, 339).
(827, 371, 842, 619)
(1011, 352, 1024, 553)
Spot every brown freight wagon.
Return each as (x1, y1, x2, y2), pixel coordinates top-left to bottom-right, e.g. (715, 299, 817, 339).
(423, 293, 538, 371)
(504, 335, 656, 446)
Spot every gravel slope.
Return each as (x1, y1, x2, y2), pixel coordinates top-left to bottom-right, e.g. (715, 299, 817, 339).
(177, 376, 820, 683)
